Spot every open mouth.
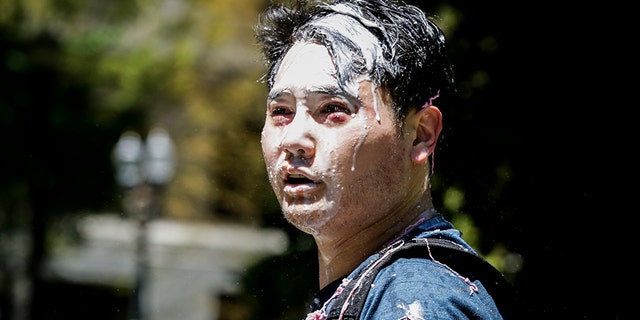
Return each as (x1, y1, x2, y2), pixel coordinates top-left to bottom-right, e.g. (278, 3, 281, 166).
(286, 175, 314, 185)
(283, 172, 321, 195)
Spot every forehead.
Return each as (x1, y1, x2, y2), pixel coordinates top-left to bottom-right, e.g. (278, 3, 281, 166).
(271, 42, 338, 93)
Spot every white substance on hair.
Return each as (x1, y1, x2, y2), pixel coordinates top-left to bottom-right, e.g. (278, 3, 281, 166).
(311, 13, 384, 87)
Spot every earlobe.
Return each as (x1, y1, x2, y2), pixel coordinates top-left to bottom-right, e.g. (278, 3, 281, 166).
(410, 106, 442, 164)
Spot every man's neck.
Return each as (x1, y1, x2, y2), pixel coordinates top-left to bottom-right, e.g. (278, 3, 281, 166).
(314, 207, 437, 288)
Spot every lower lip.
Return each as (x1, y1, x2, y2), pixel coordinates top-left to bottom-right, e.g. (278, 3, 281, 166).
(284, 183, 319, 195)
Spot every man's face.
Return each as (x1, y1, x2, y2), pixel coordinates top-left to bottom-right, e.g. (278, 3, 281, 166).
(261, 42, 421, 237)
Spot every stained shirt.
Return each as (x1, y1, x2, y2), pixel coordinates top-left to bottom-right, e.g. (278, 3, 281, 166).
(305, 213, 504, 320)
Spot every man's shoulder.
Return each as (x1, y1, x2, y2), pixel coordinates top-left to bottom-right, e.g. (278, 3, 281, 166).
(361, 254, 503, 319)
(374, 253, 476, 287)
(369, 248, 497, 301)
(361, 237, 523, 319)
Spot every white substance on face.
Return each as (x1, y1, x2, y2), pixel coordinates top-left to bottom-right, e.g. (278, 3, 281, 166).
(324, 147, 341, 223)
(300, 11, 386, 174)
(350, 79, 381, 171)
(351, 117, 368, 172)
(278, 125, 290, 150)
(371, 81, 381, 123)
(264, 40, 398, 236)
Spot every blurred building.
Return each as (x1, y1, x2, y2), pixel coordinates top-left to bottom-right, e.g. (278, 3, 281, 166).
(44, 214, 287, 320)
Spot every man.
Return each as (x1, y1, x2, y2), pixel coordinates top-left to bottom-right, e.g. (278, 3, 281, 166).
(255, 0, 512, 318)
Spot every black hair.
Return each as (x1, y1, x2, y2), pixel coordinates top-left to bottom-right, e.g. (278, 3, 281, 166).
(255, 0, 455, 120)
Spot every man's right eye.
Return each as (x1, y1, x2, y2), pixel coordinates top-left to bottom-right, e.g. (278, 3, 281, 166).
(269, 107, 294, 124)
(272, 107, 289, 115)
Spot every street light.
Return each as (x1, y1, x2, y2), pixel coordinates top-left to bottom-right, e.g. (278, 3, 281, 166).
(113, 127, 176, 320)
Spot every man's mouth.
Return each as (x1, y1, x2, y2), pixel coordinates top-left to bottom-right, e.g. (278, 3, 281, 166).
(283, 172, 321, 195)
(285, 174, 314, 185)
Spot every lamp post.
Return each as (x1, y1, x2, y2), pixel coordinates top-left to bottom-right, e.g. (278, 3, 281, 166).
(113, 127, 176, 320)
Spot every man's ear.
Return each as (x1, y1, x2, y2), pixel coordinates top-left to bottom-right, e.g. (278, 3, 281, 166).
(411, 106, 443, 164)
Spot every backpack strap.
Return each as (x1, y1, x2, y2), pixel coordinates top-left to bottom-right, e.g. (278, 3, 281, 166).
(326, 238, 524, 320)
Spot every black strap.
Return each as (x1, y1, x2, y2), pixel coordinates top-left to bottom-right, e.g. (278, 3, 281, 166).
(326, 238, 525, 320)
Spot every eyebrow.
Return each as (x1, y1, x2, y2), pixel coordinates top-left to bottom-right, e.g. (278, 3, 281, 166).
(267, 86, 356, 102)
(308, 85, 342, 96)
(310, 86, 361, 106)
(267, 89, 291, 102)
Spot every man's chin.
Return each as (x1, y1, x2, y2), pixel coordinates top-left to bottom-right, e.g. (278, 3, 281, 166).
(284, 214, 319, 235)
(283, 207, 326, 233)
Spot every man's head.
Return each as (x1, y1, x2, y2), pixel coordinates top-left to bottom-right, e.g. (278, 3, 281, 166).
(256, 0, 455, 124)
(256, 0, 451, 237)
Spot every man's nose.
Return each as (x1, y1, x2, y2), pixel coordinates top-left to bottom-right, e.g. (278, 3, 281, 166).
(280, 112, 315, 159)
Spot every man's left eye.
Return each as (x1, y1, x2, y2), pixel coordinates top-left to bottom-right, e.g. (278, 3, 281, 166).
(324, 104, 351, 114)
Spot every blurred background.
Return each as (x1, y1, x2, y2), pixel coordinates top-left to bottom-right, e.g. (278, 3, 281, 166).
(0, 0, 623, 319)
